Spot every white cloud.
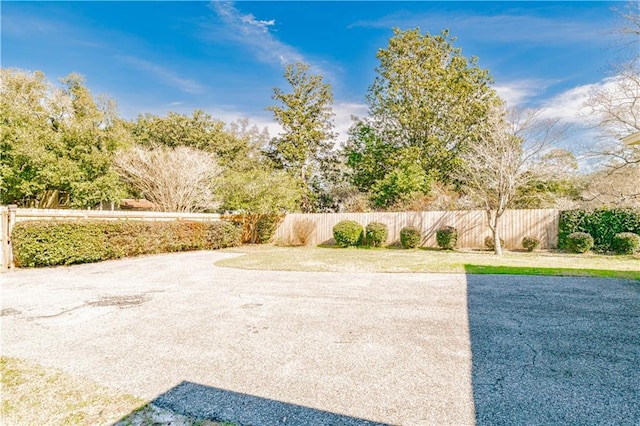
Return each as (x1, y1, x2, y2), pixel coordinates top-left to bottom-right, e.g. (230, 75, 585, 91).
(117, 55, 205, 94)
(333, 102, 369, 145)
(209, 1, 304, 67)
(494, 79, 552, 107)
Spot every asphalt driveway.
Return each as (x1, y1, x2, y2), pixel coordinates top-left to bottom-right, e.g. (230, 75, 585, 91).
(1, 250, 638, 425)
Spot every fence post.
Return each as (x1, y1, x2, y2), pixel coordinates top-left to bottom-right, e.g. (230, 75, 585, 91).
(0, 205, 16, 271)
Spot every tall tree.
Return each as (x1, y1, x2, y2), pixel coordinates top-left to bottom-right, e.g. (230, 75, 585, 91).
(457, 107, 567, 255)
(0, 68, 128, 208)
(266, 62, 336, 212)
(345, 28, 497, 208)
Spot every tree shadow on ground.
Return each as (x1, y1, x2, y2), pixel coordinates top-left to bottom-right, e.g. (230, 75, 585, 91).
(115, 381, 390, 426)
(464, 269, 640, 425)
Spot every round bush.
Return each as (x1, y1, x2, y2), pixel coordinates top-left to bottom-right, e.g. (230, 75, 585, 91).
(400, 226, 422, 249)
(522, 236, 541, 252)
(484, 236, 505, 251)
(566, 232, 594, 253)
(436, 226, 458, 250)
(612, 232, 640, 255)
(333, 220, 364, 247)
(365, 222, 388, 247)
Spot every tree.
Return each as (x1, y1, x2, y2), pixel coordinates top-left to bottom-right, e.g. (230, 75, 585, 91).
(130, 110, 253, 168)
(457, 107, 567, 255)
(115, 145, 220, 213)
(365, 28, 497, 181)
(0, 68, 128, 208)
(218, 167, 302, 242)
(265, 62, 336, 212)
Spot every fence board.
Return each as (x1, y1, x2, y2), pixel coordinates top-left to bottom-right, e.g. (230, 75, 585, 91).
(274, 209, 560, 249)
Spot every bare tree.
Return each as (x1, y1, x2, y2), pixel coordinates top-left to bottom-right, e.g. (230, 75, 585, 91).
(115, 145, 220, 212)
(457, 107, 567, 255)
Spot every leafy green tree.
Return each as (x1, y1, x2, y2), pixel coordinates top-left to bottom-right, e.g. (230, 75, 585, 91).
(345, 28, 498, 207)
(266, 62, 337, 212)
(0, 69, 128, 208)
(130, 110, 253, 168)
(218, 167, 302, 242)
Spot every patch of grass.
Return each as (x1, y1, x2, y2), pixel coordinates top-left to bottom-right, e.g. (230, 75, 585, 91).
(0, 357, 231, 426)
(0, 356, 144, 425)
(219, 245, 640, 280)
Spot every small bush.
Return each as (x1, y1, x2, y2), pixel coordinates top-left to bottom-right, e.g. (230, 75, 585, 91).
(612, 232, 640, 255)
(436, 226, 458, 250)
(400, 226, 422, 249)
(333, 220, 364, 247)
(256, 215, 282, 244)
(522, 236, 541, 252)
(12, 220, 241, 267)
(365, 222, 389, 247)
(484, 236, 505, 251)
(566, 232, 594, 254)
(292, 219, 316, 246)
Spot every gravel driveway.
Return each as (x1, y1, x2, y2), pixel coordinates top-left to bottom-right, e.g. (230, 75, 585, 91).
(1, 250, 638, 425)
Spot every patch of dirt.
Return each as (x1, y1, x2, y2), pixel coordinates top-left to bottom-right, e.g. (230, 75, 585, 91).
(87, 295, 147, 308)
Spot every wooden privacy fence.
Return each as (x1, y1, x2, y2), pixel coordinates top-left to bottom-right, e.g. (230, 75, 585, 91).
(274, 209, 560, 249)
(0, 206, 221, 271)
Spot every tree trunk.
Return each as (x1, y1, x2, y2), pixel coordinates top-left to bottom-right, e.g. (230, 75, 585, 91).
(493, 227, 503, 256)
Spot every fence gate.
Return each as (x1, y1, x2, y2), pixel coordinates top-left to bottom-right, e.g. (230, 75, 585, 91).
(1, 205, 17, 271)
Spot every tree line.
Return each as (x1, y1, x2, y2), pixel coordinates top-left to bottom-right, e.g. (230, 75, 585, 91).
(1, 11, 638, 254)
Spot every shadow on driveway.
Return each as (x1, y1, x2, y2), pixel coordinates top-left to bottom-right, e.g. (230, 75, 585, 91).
(465, 270, 640, 424)
(115, 381, 390, 426)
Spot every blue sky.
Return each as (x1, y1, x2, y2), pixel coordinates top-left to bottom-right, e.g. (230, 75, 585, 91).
(1, 1, 630, 152)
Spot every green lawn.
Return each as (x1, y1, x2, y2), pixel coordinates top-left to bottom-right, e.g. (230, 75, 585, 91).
(219, 245, 640, 280)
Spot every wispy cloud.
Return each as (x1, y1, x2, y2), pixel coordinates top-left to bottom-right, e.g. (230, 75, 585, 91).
(117, 55, 205, 94)
(350, 11, 612, 45)
(494, 79, 554, 107)
(208, 1, 304, 67)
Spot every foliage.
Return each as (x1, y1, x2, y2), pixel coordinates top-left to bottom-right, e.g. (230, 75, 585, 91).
(612, 232, 640, 254)
(365, 222, 389, 247)
(333, 220, 364, 247)
(558, 208, 640, 252)
(0, 68, 129, 208)
(522, 236, 541, 252)
(292, 219, 316, 246)
(218, 167, 301, 243)
(266, 62, 337, 212)
(400, 226, 422, 249)
(222, 214, 284, 245)
(11, 220, 241, 267)
(566, 232, 594, 254)
(484, 236, 505, 251)
(115, 144, 220, 212)
(352, 28, 496, 192)
(130, 110, 253, 168)
(436, 226, 458, 250)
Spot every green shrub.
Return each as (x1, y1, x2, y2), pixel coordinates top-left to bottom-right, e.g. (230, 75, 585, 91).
(11, 220, 241, 267)
(436, 226, 458, 250)
(400, 226, 422, 249)
(566, 232, 594, 254)
(559, 208, 640, 252)
(484, 236, 505, 250)
(333, 220, 364, 247)
(612, 232, 640, 255)
(256, 215, 282, 244)
(522, 236, 541, 252)
(365, 222, 389, 247)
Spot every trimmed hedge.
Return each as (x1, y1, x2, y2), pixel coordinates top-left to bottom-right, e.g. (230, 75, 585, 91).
(400, 226, 422, 249)
(522, 236, 541, 252)
(484, 236, 505, 251)
(612, 232, 640, 255)
(559, 208, 640, 252)
(566, 232, 594, 254)
(333, 220, 364, 247)
(365, 222, 388, 247)
(436, 226, 458, 250)
(12, 220, 242, 267)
